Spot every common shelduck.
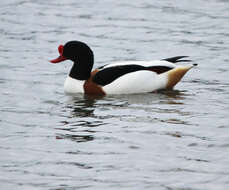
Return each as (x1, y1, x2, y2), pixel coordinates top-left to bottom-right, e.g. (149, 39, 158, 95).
(50, 41, 197, 95)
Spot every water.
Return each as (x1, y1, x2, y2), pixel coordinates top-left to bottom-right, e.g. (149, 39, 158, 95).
(1, 0, 229, 189)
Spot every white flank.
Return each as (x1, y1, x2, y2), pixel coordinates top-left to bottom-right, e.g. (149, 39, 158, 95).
(64, 76, 84, 94)
(103, 70, 168, 94)
(101, 60, 177, 94)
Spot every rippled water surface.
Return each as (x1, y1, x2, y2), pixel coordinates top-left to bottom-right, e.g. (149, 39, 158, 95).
(1, 0, 229, 189)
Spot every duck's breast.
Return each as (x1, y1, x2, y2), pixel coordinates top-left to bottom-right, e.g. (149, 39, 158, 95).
(64, 76, 84, 94)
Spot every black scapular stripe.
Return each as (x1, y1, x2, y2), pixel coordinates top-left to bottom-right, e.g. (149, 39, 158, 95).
(92, 64, 173, 86)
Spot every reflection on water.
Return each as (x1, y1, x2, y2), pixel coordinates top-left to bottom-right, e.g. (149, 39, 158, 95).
(66, 96, 97, 118)
(55, 90, 193, 143)
(55, 95, 103, 143)
(56, 133, 94, 143)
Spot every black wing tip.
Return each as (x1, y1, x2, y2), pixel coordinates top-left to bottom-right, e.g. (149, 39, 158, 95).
(163, 56, 191, 63)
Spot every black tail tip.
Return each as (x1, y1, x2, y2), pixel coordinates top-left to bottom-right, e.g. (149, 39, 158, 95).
(193, 63, 198, 66)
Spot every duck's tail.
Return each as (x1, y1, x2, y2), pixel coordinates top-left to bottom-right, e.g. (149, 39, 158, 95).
(165, 64, 197, 89)
(163, 56, 191, 63)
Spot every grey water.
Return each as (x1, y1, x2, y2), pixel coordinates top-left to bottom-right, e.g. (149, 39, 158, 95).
(1, 0, 229, 189)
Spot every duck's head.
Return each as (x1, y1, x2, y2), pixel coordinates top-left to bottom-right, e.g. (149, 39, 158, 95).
(50, 41, 94, 80)
(50, 41, 94, 63)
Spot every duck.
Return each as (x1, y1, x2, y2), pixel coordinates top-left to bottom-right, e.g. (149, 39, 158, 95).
(50, 41, 197, 95)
